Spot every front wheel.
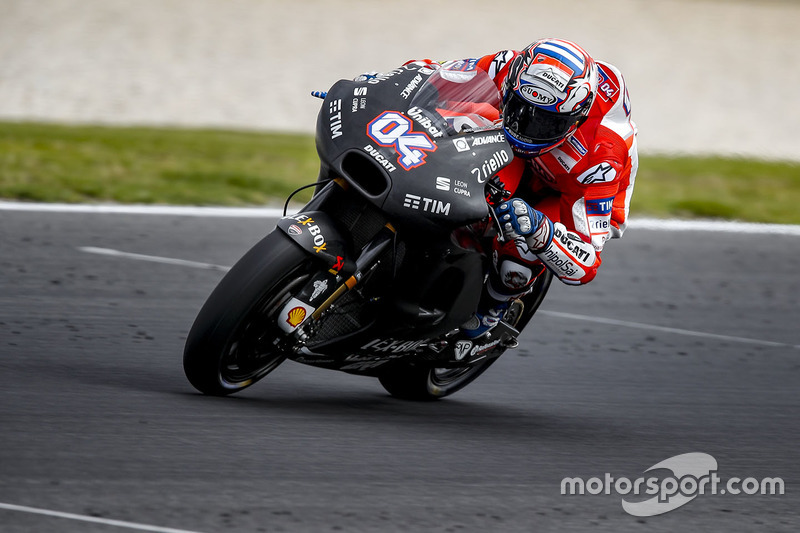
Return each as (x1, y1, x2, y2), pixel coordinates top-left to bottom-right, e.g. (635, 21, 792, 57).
(377, 359, 498, 401)
(183, 231, 312, 396)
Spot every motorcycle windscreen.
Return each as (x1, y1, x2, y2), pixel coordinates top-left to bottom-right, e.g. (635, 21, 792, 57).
(409, 68, 504, 136)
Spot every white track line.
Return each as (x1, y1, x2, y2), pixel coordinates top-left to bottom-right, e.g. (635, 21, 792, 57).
(79, 247, 230, 271)
(2, 201, 800, 235)
(76, 246, 799, 350)
(630, 217, 800, 236)
(0, 201, 286, 218)
(0, 502, 206, 533)
(539, 310, 800, 350)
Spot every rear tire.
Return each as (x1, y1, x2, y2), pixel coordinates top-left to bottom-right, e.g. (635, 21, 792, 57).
(378, 269, 553, 401)
(183, 231, 312, 396)
(378, 359, 497, 401)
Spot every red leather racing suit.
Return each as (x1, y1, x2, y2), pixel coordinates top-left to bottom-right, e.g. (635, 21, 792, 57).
(421, 52, 638, 297)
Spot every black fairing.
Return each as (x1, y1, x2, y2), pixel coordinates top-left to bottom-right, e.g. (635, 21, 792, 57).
(381, 242, 485, 336)
(277, 211, 356, 276)
(283, 64, 529, 373)
(314, 64, 514, 234)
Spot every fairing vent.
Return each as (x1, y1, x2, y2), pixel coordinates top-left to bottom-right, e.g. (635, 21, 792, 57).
(340, 150, 390, 198)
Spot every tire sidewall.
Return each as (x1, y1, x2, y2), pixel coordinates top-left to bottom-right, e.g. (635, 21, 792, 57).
(183, 231, 313, 395)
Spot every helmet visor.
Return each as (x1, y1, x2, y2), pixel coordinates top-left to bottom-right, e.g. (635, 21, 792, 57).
(503, 92, 583, 144)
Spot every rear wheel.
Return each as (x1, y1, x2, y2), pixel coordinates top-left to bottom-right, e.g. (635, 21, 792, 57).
(378, 359, 498, 401)
(183, 231, 313, 396)
(378, 269, 553, 401)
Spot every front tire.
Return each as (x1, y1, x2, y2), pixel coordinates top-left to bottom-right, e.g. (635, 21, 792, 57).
(183, 231, 312, 396)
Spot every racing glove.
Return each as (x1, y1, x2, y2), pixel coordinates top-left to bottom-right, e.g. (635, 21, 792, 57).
(495, 198, 600, 285)
(495, 199, 553, 252)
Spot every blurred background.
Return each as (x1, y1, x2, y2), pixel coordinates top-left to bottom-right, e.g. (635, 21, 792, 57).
(1, 5, 798, 531)
(2, 0, 799, 161)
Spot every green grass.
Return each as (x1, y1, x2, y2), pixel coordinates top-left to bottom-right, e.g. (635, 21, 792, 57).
(0, 121, 319, 206)
(633, 155, 800, 224)
(1, 121, 798, 224)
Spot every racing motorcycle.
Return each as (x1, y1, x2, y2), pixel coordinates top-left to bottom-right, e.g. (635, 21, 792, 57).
(183, 62, 552, 400)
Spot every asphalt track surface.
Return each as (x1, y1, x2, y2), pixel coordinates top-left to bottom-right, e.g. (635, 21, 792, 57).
(1, 210, 798, 532)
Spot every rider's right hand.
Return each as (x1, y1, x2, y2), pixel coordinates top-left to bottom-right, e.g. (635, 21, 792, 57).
(495, 198, 554, 253)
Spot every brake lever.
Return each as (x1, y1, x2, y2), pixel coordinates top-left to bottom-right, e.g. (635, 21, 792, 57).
(485, 176, 512, 243)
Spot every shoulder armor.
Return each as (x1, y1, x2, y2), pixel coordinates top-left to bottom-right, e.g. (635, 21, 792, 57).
(477, 50, 518, 87)
(595, 61, 625, 105)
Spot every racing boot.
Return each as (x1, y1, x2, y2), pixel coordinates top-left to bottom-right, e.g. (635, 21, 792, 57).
(460, 300, 509, 339)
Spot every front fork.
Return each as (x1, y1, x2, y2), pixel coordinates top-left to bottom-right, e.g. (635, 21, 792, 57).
(310, 224, 396, 320)
(275, 223, 397, 341)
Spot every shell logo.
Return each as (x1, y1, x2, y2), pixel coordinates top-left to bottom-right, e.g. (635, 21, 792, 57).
(286, 306, 307, 327)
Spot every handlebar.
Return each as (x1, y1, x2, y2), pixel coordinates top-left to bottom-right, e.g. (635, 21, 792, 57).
(485, 176, 512, 243)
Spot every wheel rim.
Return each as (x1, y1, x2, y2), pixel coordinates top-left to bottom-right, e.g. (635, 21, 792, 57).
(217, 271, 310, 389)
(426, 363, 491, 397)
(430, 366, 475, 386)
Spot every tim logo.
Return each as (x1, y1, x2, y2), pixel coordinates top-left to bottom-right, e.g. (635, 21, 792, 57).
(403, 194, 450, 216)
(586, 197, 614, 215)
(367, 111, 437, 170)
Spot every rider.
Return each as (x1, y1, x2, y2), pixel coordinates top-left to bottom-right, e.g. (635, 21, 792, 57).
(362, 38, 638, 338)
